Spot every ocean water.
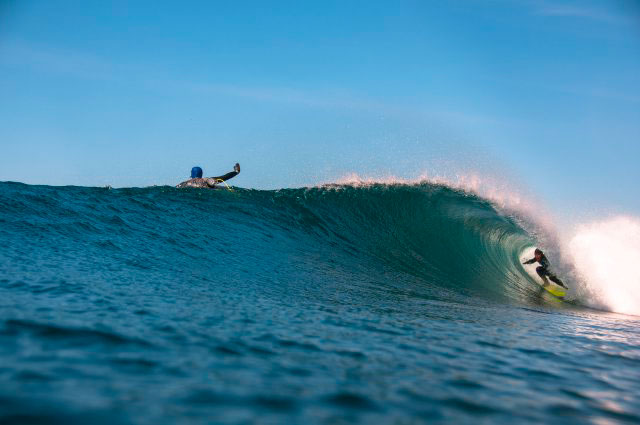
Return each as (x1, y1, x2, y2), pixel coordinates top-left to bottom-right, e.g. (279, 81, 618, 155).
(1, 181, 639, 424)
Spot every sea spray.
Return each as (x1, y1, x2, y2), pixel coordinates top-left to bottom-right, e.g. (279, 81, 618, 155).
(569, 216, 640, 316)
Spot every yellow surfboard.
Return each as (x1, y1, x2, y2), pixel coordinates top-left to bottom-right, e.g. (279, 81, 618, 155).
(539, 278, 566, 298)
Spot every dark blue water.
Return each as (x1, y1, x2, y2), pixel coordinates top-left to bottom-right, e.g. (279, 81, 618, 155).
(1, 181, 639, 424)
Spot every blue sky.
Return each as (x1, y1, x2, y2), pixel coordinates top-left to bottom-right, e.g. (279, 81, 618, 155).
(1, 0, 639, 215)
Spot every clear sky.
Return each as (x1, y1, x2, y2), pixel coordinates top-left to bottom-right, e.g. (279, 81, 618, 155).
(1, 0, 639, 216)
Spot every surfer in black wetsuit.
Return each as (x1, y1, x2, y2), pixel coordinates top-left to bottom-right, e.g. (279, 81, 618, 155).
(523, 248, 567, 288)
(176, 163, 240, 188)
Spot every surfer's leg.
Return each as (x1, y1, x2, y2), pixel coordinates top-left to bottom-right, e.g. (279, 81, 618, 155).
(536, 266, 551, 286)
(549, 275, 567, 288)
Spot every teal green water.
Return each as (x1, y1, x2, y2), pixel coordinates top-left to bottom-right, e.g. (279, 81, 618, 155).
(0, 181, 638, 424)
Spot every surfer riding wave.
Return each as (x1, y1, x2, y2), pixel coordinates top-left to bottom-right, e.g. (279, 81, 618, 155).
(523, 248, 567, 288)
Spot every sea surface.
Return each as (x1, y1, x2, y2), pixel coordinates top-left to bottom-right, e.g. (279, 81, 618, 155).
(1, 181, 639, 424)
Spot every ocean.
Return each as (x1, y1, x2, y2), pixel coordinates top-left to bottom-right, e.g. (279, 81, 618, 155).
(1, 181, 639, 424)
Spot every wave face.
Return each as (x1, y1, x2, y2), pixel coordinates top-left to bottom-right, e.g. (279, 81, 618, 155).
(1, 181, 640, 424)
(0, 181, 539, 307)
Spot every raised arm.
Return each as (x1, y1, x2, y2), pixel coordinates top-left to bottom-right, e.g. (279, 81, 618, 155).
(522, 258, 536, 265)
(210, 163, 241, 183)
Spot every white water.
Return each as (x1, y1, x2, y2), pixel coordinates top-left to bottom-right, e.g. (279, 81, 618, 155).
(569, 216, 640, 316)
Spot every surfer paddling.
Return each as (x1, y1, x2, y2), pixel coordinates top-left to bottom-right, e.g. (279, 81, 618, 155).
(177, 163, 240, 189)
(523, 248, 567, 288)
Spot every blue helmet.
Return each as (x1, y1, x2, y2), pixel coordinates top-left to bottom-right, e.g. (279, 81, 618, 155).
(191, 166, 203, 179)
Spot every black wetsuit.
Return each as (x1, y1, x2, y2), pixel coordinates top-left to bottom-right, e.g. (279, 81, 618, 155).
(523, 254, 566, 287)
(176, 167, 240, 188)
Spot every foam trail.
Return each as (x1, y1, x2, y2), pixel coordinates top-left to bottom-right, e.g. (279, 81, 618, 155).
(569, 216, 640, 316)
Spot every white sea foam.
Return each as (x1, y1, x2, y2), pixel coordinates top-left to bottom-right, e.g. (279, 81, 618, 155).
(568, 216, 640, 316)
